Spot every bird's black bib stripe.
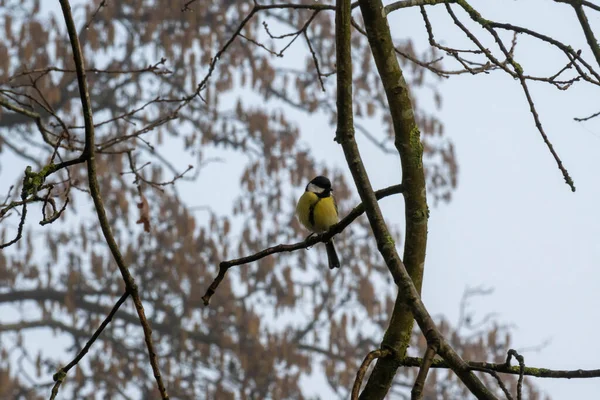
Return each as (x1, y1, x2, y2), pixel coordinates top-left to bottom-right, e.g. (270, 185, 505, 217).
(308, 197, 321, 229)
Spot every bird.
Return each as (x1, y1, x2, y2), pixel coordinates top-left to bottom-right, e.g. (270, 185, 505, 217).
(296, 175, 340, 269)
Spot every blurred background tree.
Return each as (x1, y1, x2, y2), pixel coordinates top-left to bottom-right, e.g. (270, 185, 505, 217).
(1, 0, 598, 399)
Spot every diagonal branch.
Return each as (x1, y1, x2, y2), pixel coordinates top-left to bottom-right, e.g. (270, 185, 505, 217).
(201, 183, 404, 305)
(57, 1, 169, 398)
(453, 0, 576, 191)
(49, 292, 129, 400)
(338, 0, 496, 399)
(554, 0, 600, 14)
(571, 2, 600, 68)
(356, 0, 430, 396)
(411, 336, 439, 400)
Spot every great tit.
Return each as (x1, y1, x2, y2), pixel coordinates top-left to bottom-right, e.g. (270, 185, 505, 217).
(296, 176, 340, 269)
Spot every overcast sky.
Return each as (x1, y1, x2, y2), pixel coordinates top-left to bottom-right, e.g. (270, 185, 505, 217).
(286, 1, 600, 398)
(359, 1, 600, 398)
(2, 1, 599, 399)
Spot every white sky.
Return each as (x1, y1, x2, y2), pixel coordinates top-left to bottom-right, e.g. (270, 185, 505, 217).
(2, 1, 599, 399)
(292, 1, 600, 398)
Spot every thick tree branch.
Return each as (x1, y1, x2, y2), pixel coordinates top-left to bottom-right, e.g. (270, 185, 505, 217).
(336, 0, 496, 399)
(201, 183, 404, 305)
(356, 0, 430, 396)
(57, 1, 168, 398)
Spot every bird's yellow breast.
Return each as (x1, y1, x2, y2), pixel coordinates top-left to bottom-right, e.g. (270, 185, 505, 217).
(296, 191, 338, 233)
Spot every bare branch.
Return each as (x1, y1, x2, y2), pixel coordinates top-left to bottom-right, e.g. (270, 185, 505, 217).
(554, 0, 600, 14)
(201, 184, 404, 305)
(341, 0, 497, 398)
(411, 340, 438, 400)
(574, 109, 600, 121)
(50, 292, 129, 400)
(452, 0, 576, 191)
(57, 0, 169, 398)
(351, 349, 392, 400)
(570, 2, 600, 68)
(505, 349, 525, 400)
(386, 0, 455, 14)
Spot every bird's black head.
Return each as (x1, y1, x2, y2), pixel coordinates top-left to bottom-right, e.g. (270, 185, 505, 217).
(306, 175, 332, 197)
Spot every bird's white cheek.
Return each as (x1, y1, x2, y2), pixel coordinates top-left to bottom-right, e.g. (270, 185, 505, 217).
(307, 183, 325, 194)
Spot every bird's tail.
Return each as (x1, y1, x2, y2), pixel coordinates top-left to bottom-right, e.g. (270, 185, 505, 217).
(325, 240, 340, 269)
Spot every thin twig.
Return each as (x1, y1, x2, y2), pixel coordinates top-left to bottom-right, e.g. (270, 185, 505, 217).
(82, 0, 108, 31)
(554, 0, 600, 15)
(351, 349, 391, 400)
(574, 109, 600, 122)
(411, 339, 438, 400)
(49, 292, 129, 400)
(453, 0, 576, 192)
(486, 370, 514, 400)
(304, 31, 326, 91)
(505, 349, 525, 400)
(0, 177, 28, 249)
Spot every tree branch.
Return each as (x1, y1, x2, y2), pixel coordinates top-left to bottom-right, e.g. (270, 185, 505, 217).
(201, 183, 404, 305)
(411, 338, 438, 400)
(453, 0, 576, 191)
(351, 349, 391, 400)
(298, 344, 600, 379)
(338, 0, 496, 398)
(49, 292, 129, 400)
(571, 2, 600, 68)
(555, 0, 600, 13)
(505, 349, 525, 400)
(356, 0, 430, 396)
(57, 1, 169, 398)
(385, 0, 455, 14)
(399, 354, 600, 379)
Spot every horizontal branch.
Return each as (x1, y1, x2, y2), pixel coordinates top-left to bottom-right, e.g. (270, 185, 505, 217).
(401, 356, 600, 379)
(297, 344, 600, 380)
(0, 288, 217, 344)
(201, 184, 404, 305)
(183, 0, 360, 12)
(385, 0, 454, 14)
